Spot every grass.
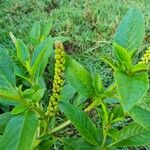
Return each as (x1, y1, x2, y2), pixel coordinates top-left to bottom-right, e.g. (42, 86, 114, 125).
(0, 0, 149, 86)
(0, 0, 150, 149)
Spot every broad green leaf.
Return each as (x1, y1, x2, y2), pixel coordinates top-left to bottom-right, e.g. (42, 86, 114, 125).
(140, 93, 150, 111)
(60, 83, 76, 102)
(129, 105, 150, 130)
(0, 112, 12, 133)
(39, 139, 55, 150)
(0, 111, 38, 150)
(0, 89, 21, 104)
(0, 98, 18, 106)
(65, 55, 95, 98)
(16, 39, 30, 64)
(42, 20, 52, 38)
(114, 8, 145, 52)
(63, 138, 99, 150)
(113, 43, 132, 70)
(110, 122, 150, 147)
(107, 128, 119, 141)
(30, 22, 41, 45)
(115, 70, 149, 111)
(23, 88, 45, 102)
(132, 63, 148, 73)
(31, 37, 53, 80)
(11, 105, 27, 115)
(0, 47, 16, 91)
(60, 102, 100, 146)
(14, 63, 30, 82)
(92, 74, 104, 94)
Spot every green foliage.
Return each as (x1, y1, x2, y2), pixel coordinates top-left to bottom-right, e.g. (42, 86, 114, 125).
(30, 37, 53, 81)
(63, 138, 99, 150)
(0, 113, 12, 134)
(60, 83, 76, 102)
(0, 111, 38, 150)
(92, 74, 104, 95)
(30, 22, 41, 45)
(11, 105, 27, 115)
(65, 55, 95, 98)
(60, 102, 101, 146)
(115, 70, 149, 112)
(113, 43, 132, 71)
(114, 8, 145, 52)
(129, 105, 150, 130)
(110, 123, 150, 147)
(16, 39, 30, 65)
(0, 47, 16, 91)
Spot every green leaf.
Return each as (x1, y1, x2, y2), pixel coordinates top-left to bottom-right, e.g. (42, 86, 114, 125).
(11, 105, 27, 115)
(16, 39, 30, 64)
(111, 105, 124, 122)
(0, 113, 12, 134)
(113, 43, 132, 70)
(92, 74, 104, 94)
(30, 22, 41, 45)
(39, 139, 55, 150)
(23, 88, 45, 102)
(114, 8, 145, 52)
(63, 138, 99, 150)
(132, 63, 148, 73)
(60, 83, 76, 102)
(0, 89, 21, 104)
(110, 122, 150, 147)
(129, 105, 150, 130)
(65, 55, 95, 98)
(42, 20, 52, 39)
(107, 128, 119, 141)
(0, 111, 38, 150)
(13, 63, 30, 82)
(114, 70, 149, 112)
(100, 55, 116, 70)
(0, 135, 2, 144)
(31, 37, 53, 80)
(59, 102, 100, 146)
(0, 47, 16, 91)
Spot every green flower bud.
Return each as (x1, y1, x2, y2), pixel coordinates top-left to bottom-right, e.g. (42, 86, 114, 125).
(46, 41, 65, 117)
(138, 47, 150, 64)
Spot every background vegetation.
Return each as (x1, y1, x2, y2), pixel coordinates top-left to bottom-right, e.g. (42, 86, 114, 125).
(0, 0, 149, 86)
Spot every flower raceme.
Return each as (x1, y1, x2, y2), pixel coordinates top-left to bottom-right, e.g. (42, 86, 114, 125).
(46, 41, 65, 117)
(138, 47, 150, 64)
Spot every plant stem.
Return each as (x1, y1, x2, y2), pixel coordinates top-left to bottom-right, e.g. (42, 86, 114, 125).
(50, 120, 71, 134)
(100, 100, 109, 149)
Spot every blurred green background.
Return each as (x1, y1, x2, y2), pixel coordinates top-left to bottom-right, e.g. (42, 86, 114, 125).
(0, 0, 149, 86)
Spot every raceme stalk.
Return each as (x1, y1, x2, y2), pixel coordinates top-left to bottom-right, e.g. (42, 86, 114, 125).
(46, 41, 65, 117)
